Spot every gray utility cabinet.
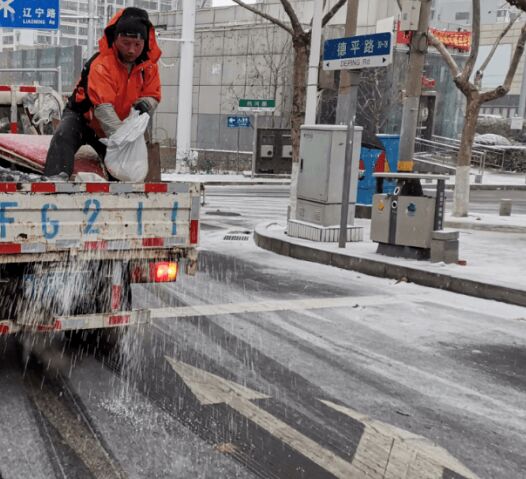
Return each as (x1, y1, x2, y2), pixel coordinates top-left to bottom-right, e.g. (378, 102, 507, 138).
(297, 125, 363, 227)
(371, 194, 435, 248)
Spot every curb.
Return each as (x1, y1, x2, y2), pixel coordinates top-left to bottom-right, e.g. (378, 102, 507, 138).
(254, 224, 526, 308)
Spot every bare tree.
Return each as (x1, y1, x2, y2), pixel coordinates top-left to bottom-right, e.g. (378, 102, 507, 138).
(247, 27, 293, 128)
(357, 67, 397, 136)
(428, 1, 526, 216)
(230, 0, 346, 217)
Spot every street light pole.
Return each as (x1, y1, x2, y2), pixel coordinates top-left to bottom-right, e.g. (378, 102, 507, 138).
(176, 0, 196, 170)
(87, 0, 97, 58)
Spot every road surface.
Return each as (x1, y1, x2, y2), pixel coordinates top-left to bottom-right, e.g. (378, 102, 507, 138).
(0, 185, 524, 479)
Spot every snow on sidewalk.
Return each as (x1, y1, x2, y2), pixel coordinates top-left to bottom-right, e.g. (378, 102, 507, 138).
(162, 172, 290, 184)
(258, 218, 526, 293)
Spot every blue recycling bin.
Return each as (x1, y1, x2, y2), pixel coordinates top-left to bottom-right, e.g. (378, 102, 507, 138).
(357, 134, 400, 205)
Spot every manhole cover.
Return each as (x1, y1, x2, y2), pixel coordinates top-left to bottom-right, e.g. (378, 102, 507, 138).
(206, 210, 241, 217)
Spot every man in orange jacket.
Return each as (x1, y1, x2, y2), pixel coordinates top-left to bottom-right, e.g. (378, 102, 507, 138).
(44, 7, 162, 179)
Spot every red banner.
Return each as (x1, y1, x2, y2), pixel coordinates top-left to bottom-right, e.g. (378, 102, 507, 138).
(396, 22, 471, 52)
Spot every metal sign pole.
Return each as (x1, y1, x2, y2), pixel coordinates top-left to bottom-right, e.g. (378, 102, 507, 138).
(338, 71, 361, 248)
(251, 112, 258, 178)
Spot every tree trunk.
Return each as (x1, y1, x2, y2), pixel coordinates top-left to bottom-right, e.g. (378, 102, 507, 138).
(453, 95, 481, 217)
(288, 35, 309, 221)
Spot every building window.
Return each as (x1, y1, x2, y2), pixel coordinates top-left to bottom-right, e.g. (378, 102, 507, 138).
(496, 9, 511, 23)
(455, 12, 470, 21)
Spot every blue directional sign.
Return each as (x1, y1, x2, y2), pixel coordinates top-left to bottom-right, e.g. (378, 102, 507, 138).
(0, 0, 60, 30)
(227, 116, 251, 128)
(323, 32, 392, 71)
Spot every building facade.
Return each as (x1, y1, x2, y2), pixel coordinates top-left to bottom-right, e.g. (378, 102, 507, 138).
(431, 0, 515, 29)
(149, 0, 468, 149)
(0, 1, 176, 53)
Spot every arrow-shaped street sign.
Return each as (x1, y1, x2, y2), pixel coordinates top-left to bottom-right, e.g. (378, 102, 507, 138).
(166, 357, 479, 479)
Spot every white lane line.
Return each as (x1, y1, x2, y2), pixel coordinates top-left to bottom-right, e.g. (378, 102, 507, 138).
(320, 400, 479, 479)
(149, 294, 422, 321)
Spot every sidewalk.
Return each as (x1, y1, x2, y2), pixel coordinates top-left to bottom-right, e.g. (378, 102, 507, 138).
(162, 172, 291, 186)
(162, 169, 525, 190)
(254, 217, 526, 308)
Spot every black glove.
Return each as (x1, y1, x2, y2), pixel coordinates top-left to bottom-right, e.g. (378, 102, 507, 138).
(134, 99, 150, 115)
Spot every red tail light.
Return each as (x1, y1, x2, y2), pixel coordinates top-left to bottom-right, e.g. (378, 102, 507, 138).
(108, 315, 130, 326)
(150, 262, 178, 283)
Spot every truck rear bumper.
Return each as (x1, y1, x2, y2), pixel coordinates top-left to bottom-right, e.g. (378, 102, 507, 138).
(0, 309, 151, 335)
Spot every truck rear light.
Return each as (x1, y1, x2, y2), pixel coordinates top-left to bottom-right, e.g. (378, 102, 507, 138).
(190, 220, 199, 244)
(150, 261, 178, 282)
(108, 315, 130, 326)
(0, 324, 10, 335)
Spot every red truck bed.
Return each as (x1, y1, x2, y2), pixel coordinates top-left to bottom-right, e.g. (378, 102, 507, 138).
(0, 134, 105, 177)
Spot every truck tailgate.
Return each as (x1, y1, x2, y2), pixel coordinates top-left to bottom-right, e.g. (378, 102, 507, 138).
(0, 181, 200, 262)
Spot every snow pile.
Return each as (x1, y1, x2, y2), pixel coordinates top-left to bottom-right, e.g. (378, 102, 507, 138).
(474, 133, 512, 146)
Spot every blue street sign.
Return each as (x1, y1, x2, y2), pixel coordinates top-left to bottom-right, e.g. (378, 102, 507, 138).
(323, 32, 392, 71)
(227, 116, 251, 128)
(0, 0, 60, 30)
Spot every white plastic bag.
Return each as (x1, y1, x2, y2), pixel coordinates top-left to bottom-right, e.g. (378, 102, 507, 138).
(100, 109, 150, 182)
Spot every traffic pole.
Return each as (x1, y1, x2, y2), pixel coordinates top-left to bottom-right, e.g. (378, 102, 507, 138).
(397, 0, 433, 172)
(338, 71, 361, 248)
(335, 0, 359, 124)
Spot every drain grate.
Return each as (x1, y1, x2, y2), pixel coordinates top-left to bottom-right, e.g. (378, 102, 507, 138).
(206, 210, 241, 217)
(223, 230, 251, 241)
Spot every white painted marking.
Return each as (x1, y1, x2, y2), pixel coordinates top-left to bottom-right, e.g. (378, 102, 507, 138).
(150, 294, 421, 321)
(165, 357, 363, 478)
(320, 400, 479, 479)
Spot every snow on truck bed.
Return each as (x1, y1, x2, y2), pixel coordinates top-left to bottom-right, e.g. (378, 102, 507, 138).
(0, 134, 105, 177)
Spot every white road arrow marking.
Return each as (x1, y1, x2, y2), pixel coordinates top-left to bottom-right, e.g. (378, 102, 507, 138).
(320, 400, 479, 479)
(165, 357, 364, 478)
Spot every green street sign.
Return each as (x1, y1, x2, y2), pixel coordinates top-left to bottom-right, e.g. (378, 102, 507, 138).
(239, 99, 276, 112)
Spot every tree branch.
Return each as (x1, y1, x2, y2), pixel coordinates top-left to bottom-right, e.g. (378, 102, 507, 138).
(279, 0, 303, 33)
(230, 0, 294, 35)
(461, 0, 481, 83)
(480, 22, 526, 102)
(475, 13, 521, 87)
(506, 0, 526, 12)
(322, 0, 347, 27)
(428, 31, 462, 79)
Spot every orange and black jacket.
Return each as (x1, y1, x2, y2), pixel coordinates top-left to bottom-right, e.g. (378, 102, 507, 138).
(68, 9, 162, 138)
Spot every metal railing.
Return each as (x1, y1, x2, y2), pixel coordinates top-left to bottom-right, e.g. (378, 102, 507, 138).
(414, 136, 487, 174)
(432, 135, 507, 170)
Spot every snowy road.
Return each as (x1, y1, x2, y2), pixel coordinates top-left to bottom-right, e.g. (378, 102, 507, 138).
(0, 186, 525, 479)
